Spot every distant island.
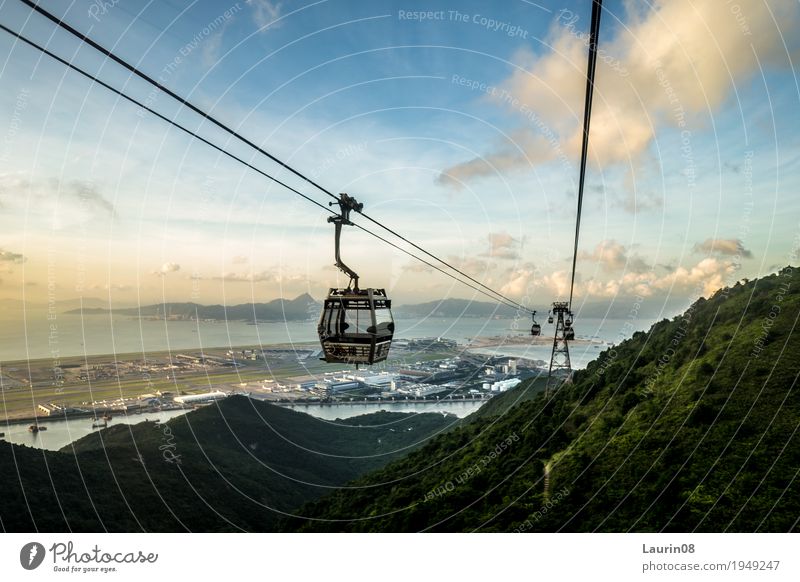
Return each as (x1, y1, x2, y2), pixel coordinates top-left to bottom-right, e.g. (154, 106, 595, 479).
(64, 295, 528, 322)
(65, 293, 320, 322)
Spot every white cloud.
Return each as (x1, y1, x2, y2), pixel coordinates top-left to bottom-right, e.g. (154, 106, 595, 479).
(0, 174, 116, 224)
(0, 249, 25, 263)
(498, 267, 569, 299)
(439, 0, 799, 199)
(603, 257, 736, 298)
(541, 270, 572, 297)
(202, 30, 227, 68)
(209, 270, 309, 285)
(651, 257, 736, 297)
(401, 262, 434, 274)
(246, 0, 283, 31)
(496, 257, 735, 301)
(106, 283, 133, 291)
(215, 271, 275, 283)
(447, 256, 492, 277)
(578, 239, 649, 272)
(153, 262, 181, 276)
(481, 231, 523, 260)
(693, 238, 752, 258)
(499, 264, 539, 297)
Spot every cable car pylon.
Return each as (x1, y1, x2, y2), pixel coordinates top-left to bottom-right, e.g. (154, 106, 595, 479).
(546, 302, 574, 395)
(547, 0, 603, 395)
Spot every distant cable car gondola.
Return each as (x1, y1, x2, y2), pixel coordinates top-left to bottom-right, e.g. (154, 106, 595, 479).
(547, 311, 554, 324)
(564, 313, 575, 340)
(530, 310, 541, 336)
(317, 193, 394, 366)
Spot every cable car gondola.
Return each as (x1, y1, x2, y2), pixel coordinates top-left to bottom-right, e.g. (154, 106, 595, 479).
(530, 310, 541, 336)
(564, 314, 575, 339)
(317, 193, 394, 366)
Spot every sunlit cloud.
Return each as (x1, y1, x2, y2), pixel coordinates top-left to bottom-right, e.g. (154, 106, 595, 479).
(215, 271, 275, 283)
(693, 238, 752, 258)
(438, 0, 799, 204)
(246, 0, 283, 31)
(578, 239, 649, 272)
(496, 257, 736, 301)
(153, 262, 181, 276)
(481, 231, 523, 260)
(0, 249, 25, 263)
(0, 174, 116, 221)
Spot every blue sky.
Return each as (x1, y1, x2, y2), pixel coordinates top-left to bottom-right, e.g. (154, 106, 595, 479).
(0, 0, 798, 315)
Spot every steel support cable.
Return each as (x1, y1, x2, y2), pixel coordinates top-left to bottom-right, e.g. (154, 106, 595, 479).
(14, 1, 535, 314)
(355, 211, 533, 313)
(567, 0, 602, 309)
(0, 22, 531, 314)
(18, 0, 341, 202)
(0, 22, 332, 214)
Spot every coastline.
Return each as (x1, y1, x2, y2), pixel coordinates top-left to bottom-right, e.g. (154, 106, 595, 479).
(1, 394, 494, 427)
(0, 314, 624, 425)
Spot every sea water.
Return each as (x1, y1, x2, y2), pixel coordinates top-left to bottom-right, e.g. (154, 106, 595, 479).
(0, 313, 658, 362)
(1, 400, 483, 451)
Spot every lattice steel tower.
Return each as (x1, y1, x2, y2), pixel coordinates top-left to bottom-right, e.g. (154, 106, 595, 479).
(547, 301, 575, 394)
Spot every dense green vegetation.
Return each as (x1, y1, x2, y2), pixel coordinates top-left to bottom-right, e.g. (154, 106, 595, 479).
(282, 267, 800, 531)
(0, 397, 453, 531)
(463, 375, 548, 421)
(4, 268, 799, 532)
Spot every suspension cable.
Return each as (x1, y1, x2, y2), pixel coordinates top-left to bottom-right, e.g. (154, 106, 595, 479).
(0, 22, 331, 215)
(18, 0, 340, 202)
(0, 22, 532, 314)
(16, 0, 534, 314)
(567, 0, 602, 309)
(355, 211, 532, 313)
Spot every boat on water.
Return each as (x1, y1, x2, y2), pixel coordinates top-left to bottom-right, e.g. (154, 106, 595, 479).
(91, 419, 107, 429)
(28, 425, 47, 433)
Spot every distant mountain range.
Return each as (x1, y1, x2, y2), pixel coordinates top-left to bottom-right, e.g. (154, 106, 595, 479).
(62, 296, 531, 321)
(21, 293, 687, 322)
(65, 294, 320, 322)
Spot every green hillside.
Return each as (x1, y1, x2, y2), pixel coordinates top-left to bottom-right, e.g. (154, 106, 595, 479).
(284, 267, 800, 532)
(463, 375, 548, 421)
(0, 397, 453, 532)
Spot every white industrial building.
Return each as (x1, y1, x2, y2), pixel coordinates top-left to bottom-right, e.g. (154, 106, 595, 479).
(488, 378, 522, 393)
(345, 372, 398, 388)
(396, 383, 447, 398)
(173, 391, 227, 405)
(362, 374, 397, 388)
